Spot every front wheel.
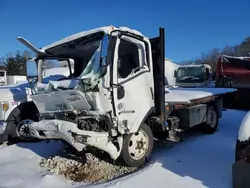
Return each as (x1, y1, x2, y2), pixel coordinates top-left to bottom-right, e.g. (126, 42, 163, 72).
(7, 102, 39, 142)
(118, 123, 154, 167)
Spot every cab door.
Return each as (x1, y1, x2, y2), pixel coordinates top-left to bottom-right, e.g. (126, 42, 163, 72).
(112, 35, 154, 133)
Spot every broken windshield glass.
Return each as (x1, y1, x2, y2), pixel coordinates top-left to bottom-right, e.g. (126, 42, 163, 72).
(35, 43, 105, 93)
(77, 45, 105, 91)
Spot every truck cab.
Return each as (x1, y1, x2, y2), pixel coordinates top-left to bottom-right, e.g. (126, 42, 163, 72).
(174, 64, 214, 88)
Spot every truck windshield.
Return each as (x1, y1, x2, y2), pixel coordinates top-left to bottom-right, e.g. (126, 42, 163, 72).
(176, 66, 205, 83)
(37, 38, 105, 92)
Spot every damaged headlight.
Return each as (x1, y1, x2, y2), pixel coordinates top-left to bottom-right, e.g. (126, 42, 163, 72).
(0, 101, 9, 120)
(1, 101, 9, 112)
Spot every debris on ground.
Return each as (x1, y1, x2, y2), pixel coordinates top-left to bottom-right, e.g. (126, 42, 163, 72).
(39, 146, 137, 183)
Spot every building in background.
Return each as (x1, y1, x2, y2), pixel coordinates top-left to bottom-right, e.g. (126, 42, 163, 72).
(0, 65, 7, 86)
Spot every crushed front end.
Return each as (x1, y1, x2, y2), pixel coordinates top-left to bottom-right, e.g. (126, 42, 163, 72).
(29, 117, 122, 159)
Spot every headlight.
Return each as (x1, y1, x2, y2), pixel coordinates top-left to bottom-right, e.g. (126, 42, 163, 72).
(1, 101, 9, 112)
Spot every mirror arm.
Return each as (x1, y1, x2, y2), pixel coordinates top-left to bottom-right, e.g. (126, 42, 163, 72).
(67, 58, 73, 77)
(112, 83, 123, 88)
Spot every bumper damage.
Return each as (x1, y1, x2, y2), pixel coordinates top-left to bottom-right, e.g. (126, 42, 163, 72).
(29, 119, 123, 160)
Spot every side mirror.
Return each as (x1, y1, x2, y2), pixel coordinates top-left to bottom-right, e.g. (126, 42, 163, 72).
(26, 59, 38, 82)
(174, 70, 177, 77)
(100, 35, 109, 67)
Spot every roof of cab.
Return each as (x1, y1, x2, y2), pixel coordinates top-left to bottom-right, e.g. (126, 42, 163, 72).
(42, 26, 146, 52)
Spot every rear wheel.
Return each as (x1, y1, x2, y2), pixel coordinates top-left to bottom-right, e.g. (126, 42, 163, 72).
(202, 105, 219, 134)
(118, 123, 153, 167)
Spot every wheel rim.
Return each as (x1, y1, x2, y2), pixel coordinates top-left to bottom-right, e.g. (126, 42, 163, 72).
(16, 119, 35, 140)
(207, 107, 217, 128)
(128, 129, 149, 160)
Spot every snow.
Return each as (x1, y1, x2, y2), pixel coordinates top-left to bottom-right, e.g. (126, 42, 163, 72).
(0, 141, 73, 188)
(0, 67, 72, 100)
(44, 67, 73, 78)
(178, 64, 204, 67)
(237, 111, 250, 141)
(118, 27, 144, 37)
(42, 26, 115, 51)
(222, 55, 250, 61)
(40, 26, 146, 53)
(0, 109, 246, 188)
(165, 87, 236, 103)
(36, 79, 79, 92)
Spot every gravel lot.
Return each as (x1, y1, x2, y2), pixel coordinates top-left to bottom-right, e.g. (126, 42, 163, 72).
(38, 130, 189, 184)
(40, 145, 138, 183)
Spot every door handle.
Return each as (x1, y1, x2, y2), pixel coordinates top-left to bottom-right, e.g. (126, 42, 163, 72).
(131, 66, 147, 75)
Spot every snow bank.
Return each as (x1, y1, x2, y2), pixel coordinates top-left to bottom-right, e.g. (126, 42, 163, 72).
(0, 141, 73, 188)
(0, 110, 247, 188)
(238, 111, 250, 142)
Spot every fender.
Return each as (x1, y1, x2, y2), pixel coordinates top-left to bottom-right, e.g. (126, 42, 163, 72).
(128, 107, 154, 133)
(3, 95, 33, 121)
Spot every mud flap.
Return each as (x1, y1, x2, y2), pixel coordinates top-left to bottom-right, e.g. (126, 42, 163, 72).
(232, 159, 250, 188)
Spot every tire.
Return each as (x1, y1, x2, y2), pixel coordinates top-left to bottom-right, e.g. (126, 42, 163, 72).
(202, 105, 219, 134)
(7, 102, 39, 142)
(118, 123, 154, 167)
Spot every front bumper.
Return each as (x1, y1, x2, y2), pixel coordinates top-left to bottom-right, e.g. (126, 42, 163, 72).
(0, 121, 7, 135)
(29, 119, 122, 159)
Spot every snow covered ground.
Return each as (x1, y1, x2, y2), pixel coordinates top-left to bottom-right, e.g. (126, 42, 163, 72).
(0, 109, 246, 188)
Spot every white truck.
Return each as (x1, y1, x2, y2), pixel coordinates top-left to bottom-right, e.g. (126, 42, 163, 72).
(174, 64, 214, 88)
(165, 58, 179, 86)
(0, 68, 7, 86)
(6, 26, 236, 167)
(6, 75, 26, 85)
(0, 66, 28, 86)
(0, 66, 73, 142)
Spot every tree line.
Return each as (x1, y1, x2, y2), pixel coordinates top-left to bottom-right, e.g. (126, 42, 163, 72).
(0, 50, 57, 76)
(179, 36, 250, 73)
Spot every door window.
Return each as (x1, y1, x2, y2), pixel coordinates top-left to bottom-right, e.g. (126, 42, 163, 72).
(117, 39, 140, 79)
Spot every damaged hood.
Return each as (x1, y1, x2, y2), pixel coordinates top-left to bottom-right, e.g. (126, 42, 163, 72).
(31, 90, 93, 114)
